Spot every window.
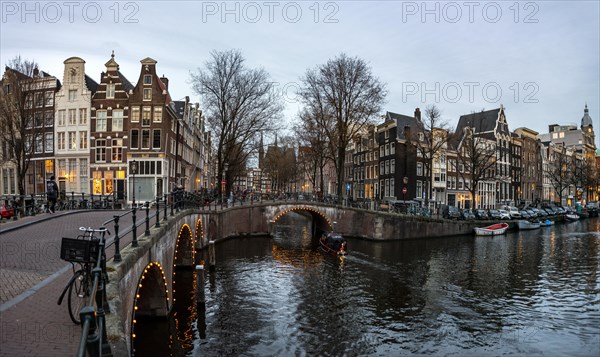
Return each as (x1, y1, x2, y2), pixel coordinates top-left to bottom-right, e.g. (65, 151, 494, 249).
(152, 129, 161, 149)
(58, 159, 66, 177)
(142, 107, 151, 126)
(417, 162, 423, 176)
(111, 139, 123, 162)
(44, 111, 53, 127)
(130, 129, 139, 149)
(144, 75, 152, 85)
(35, 135, 43, 153)
(68, 132, 76, 150)
(131, 107, 140, 123)
(379, 161, 384, 175)
(58, 110, 66, 126)
(141, 129, 150, 149)
(390, 159, 395, 174)
(25, 94, 33, 108)
(79, 131, 87, 149)
(79, 109, 87, 125)
(143, 88, 152, 101)
(80, 159, 88, 194)
(96, 110, 107, 131)
(35, 112, 43, 127)
(68, 90, 76, 101)
(44, 91, 53, 106)
(45, 132, 53, 152)
(106, 83, 115, 98)
(95, 139, 106, 162)
(112, 109, 123, 131)
(153, 106, 162, 123)
(58, 132, 65, 150)
(68, 109, 76, 125)
(34, 92, 43, 107)
(416, 180, 423, 199)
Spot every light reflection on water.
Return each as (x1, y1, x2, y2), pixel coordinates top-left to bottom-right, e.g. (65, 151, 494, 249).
(136, 215, 600, 356)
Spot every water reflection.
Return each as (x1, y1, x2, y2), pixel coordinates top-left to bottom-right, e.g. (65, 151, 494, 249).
(136, 215, 600, 356)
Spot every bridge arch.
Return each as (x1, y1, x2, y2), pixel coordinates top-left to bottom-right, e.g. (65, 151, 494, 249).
(174, 224, 194, 268)
(130, 262, 169, 355)
(195, 218, 204, 249)
(270, 206, 334, 235)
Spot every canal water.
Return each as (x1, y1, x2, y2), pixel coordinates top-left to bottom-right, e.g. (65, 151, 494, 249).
(135, 215, 600, 356)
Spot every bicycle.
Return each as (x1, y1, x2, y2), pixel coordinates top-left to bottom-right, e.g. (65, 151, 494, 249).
(57, 226, 109, 324)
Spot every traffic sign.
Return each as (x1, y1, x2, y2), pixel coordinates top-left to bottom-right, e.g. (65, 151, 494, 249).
(402, 187, 407, 194)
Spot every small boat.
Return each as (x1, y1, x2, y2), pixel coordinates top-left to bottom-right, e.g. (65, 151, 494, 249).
(539, 219, 554, 227)
(473, 222, 509, 236)
(319, 232, 347, 256)
(517, 220, 541, 230)
(564, 213, 579, 222)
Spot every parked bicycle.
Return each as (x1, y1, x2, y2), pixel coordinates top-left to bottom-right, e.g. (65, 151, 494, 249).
(57, 226, 109, 324)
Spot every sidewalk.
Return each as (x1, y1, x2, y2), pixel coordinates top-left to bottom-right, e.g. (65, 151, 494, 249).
(0, 210, 135, 356)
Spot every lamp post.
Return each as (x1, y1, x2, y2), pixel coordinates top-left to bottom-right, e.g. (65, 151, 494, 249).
(131, 160, 138, 207)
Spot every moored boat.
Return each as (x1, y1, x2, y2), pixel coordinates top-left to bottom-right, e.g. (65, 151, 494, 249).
(564, 213, 580, 222)
(539, 219, 554, 227)
(473, 222, 509, 236)
(517, 220, 541, 230)
(319, 232, 347, 256)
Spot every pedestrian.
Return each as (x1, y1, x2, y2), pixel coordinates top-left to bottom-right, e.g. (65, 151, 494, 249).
(46, 175, 59, 213)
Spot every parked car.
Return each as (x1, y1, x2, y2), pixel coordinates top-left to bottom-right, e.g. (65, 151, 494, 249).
(0, 205, 15, 219)
(498, 209, 511, 220)
(475, 209, 488, 220)
(461, 209, 476, 220)
(507, 206, 521, 219)
(526, 209, 536, 218)
(443, 205, 461, 220)
(519, 210, 531, 219)
(488, 209, 502, 219)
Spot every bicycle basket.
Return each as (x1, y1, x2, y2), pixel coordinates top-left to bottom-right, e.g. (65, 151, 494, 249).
(60, 237, 99, 263)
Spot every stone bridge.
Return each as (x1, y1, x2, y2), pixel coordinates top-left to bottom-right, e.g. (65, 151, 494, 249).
(104, 202, 478, 355)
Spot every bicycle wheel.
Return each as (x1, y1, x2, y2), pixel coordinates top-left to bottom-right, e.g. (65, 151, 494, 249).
(67, 270, 90, 324)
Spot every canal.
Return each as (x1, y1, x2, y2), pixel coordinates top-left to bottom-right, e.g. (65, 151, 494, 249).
(135, 214, 600, 356)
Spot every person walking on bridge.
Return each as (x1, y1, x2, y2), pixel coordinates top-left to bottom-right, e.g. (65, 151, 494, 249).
(46, 175, 59, 213)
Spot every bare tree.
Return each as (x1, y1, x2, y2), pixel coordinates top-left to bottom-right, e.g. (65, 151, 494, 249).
(407, 104, 453, 207)
(545, 143, 572, 205)
(456, 127, 497, 209)
(294, 107, 333, 198)
(0, 56, 46, 205)
(190, 49, 283, 198)
(299, 53, 386, 199)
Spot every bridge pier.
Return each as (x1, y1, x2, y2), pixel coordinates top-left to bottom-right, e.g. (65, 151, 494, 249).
(208, 241, 216, 272)
(195, 264, 205, 309)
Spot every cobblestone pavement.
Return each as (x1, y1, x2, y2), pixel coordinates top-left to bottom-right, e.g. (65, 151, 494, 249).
(0, 210, 138, 356)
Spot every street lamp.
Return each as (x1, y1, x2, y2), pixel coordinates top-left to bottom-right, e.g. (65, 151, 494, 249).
(131, 160, 138, 207)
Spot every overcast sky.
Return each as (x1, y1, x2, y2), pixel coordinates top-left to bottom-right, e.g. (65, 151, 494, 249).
(1, 0, 599, 146)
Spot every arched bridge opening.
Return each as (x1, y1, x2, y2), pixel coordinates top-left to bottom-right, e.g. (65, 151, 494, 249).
(270, 206, 334, 237)
(130, 262, 169, 356)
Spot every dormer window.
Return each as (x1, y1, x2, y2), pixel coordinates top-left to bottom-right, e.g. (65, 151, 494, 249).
(143, 75, 152, 85)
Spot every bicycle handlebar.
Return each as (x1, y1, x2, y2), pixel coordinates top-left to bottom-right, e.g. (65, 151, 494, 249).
(79, 226, 110, 235)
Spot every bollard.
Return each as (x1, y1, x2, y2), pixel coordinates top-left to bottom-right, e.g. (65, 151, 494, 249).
(132, 206, 138, 247)
(113, 215, 121, 262)
(208, 241, 216, 272)
(195, 264, 205, 310)
(155, 197, 161, 228)
(170, 193, 174, 217)
(145, 201, 150, 236)
(163, 194, 168, 221)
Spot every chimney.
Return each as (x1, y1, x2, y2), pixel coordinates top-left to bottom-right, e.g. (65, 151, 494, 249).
(160, 75, 168, 89)
(414, 107, 421, 121)
(33, 67, 39, 77)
